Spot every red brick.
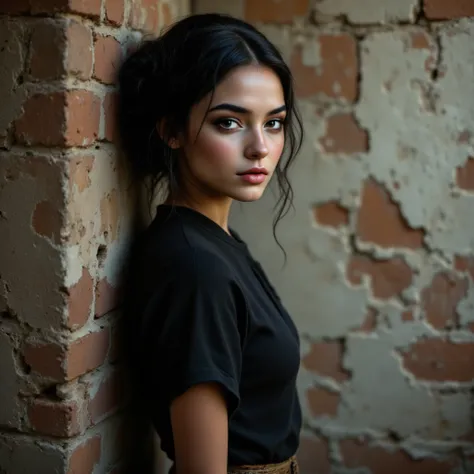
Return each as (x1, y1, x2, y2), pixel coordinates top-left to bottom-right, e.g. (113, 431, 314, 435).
(424, 0, 474, 19)
(67, 328, 111, 380)
(65, 90, 100, 146)
(296, 435, 331, 474)
(302, 341, 350, 382)
(67, 267, 94, 329)
(454, 255, 474, 282)
(67, 435, 101, 474)
(14, 91, 99, 147)
(28, 399, 81, 437)
(95, 277, 119, 317)
(23, 341, 65, 380)
(421, 272, 468, 329)
(15, 93, 66, 146)
(410, 31, 432, 50)
(347, 255, 413, 300)
(24, 327, 110, 381)
(66, 21, 93, 80)
(129, 0, 160, 33)
(29, 20, 66, 80)
(32, 200, 63, 244)
(105, 0, 124, 25)
(244, 0, 309, 23)
(103, 91, 118, 142)
(319, 114, 369, 154)
(69, 155, 95, 193)
(357, 178, 425, 249)
(313, 201, 349, 228)
(291, 34, 358, 102)
(401, 338, 474, 382)
(94, 35, 122, 85)
(341, 440, 458, 473)
(32, 0, 101, 19)
(307, 387, 340, 417)
(89, 370, 122, 424)
(456, 157, 474, 191)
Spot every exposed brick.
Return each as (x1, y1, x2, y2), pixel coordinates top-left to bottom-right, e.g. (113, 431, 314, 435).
(89, 370, 121, 424)
(28, 399, 81, 437)
(347, 255, 413, 300)
(401, 338, 474, 382)
(307, 387, 340, 417)
(402, 309, 414, 322)
(24, 327, 110, 381)
(67, 328, 111, 380)
(410, 31, 431, 50)
(94, 35, 122, 85)
(319, 114, 369, 154)
(67, 435, 101, 474)
(32, 0, 101, 19)
(14, 91, 100, 147)
(291, 34, 358, 101)
(296, 435, 331, 474)
(341, 440, 457, 473)
(32, 200, 63, 244)
(129, 0, 160, 32)
(95, 277, 119, 318)
(105, 0, 124, 25)
(456, 157, 474, 191)
(64, 90, 100, 146)
(23, 341, 65, 380)
(454, 255, 474, 282)
(66, 20, 93, 80)
(29, 20, 66, 80)
(357, 178, 425, 249)
(69, 155, 95, 193)
(103, 91, 118, 142)
(15, 93, 66, 146)
(424, 0, 474, 19)
(67, 267, 94, 329)
(313, 201, 349, 228)
(244, 0, 309, 23)
(302, 341, 350, 382)
(421, 272, 468, 329)
(100, 190, 120, 242)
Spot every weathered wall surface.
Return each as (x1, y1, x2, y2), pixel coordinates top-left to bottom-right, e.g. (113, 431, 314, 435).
(0, 0, 188, 472)
(195, 0, 474, 473)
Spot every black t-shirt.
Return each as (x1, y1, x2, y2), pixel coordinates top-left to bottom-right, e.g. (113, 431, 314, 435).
(128, 205, 302, 466)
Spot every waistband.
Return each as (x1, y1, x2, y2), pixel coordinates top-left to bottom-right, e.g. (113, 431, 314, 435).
(228, 456, 299, 474)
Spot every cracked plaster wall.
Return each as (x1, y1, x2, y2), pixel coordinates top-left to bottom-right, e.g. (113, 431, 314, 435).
(192, 0, 474, 473)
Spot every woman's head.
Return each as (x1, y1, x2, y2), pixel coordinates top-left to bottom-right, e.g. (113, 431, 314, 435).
(118, 13, 303, 229)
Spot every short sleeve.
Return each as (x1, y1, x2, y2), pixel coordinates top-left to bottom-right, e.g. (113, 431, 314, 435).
(142, 253, 247, 416)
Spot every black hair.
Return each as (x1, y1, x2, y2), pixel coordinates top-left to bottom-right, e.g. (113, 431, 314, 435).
(117, 13, 303, 252)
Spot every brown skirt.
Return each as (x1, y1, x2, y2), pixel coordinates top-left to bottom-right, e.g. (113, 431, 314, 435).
(228, 456, 299, 474)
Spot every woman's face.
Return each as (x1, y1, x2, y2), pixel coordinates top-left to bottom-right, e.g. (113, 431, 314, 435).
(178, 64, 286, 203)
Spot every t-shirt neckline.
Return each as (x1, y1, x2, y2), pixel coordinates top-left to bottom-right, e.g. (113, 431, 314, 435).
(155, 205, 247, 251)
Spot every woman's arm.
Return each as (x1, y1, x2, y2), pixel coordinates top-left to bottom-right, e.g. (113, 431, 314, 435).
(171, 382, 229, 474)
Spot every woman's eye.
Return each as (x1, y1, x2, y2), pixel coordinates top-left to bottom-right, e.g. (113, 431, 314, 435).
(266, 119, 283, 130)
(215, 119, 239, 130)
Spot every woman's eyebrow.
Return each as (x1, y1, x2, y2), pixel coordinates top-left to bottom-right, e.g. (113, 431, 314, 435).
(208, 103, 287, 115)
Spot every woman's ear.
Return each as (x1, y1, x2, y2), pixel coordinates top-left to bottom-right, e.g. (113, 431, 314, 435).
(156, 120, 181, 149)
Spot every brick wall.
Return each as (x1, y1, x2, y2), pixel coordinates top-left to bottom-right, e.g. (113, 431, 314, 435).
(0, 1, 188, 473)
(192, 1, 474, 473)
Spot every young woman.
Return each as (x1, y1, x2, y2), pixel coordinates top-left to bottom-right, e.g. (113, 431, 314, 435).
(118, 13, 304, 474)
